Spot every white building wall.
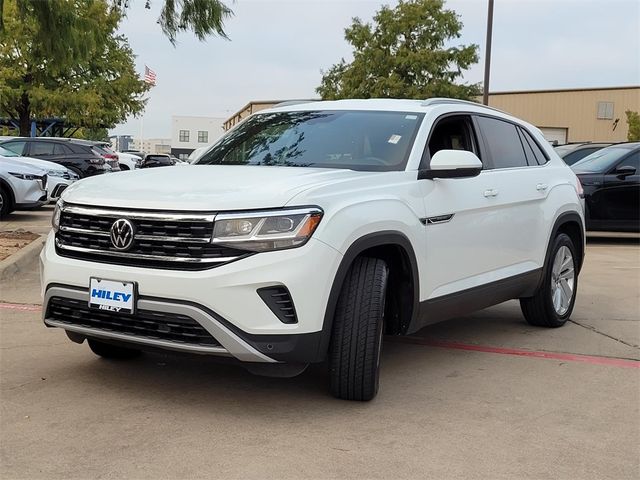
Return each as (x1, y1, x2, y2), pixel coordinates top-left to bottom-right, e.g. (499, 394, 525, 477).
(171, 116, 225, 154)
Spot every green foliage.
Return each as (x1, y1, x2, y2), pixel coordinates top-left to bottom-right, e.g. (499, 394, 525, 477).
(317, 0, 481, 100)
(0, 0, 233, 45)
(0, 0, 149, 136)
(625, 110, 640, 142)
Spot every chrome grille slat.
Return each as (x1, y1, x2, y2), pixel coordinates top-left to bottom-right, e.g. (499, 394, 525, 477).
(55, 204, 251, 270)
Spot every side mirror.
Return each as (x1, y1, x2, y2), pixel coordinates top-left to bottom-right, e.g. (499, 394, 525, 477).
(418, 150, 483, 180)
(615, 165, 636, 178)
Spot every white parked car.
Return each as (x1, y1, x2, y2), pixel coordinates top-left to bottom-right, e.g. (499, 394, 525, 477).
(0, 146, 76, 201)
(116, 152, 141, 171)
(0, 158, 48, 217)
(41, 99, 585, 401)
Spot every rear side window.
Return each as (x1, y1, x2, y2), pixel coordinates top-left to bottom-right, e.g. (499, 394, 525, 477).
(476, 116, 527, 169)
(53, 144, 68, 155)
(519, 128, 549, 165)
(30, 142, 56, 156)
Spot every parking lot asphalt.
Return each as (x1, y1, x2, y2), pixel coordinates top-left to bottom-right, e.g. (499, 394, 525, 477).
(1, 210, 639, 479)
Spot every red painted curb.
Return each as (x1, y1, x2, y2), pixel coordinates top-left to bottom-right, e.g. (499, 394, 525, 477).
(0, 303, 42, 312)
(389, 337, 640, 369)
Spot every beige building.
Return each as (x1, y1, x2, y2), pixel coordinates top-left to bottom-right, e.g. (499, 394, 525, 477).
(223, 86, 639, 145)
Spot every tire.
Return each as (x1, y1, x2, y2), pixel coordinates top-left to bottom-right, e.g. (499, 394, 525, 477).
(329, 257, 388, 401)
(119, 164, 130, 171)
(88, 339, 141, 360)
(0, 186, 10, 218)
(68, 166, 84, 179)
(520, 233, 578, 327)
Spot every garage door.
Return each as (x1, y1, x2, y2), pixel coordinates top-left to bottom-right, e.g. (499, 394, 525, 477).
(539, 127, 568, 145)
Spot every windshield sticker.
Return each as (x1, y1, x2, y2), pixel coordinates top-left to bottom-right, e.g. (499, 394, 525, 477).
(388, 134, 402, 144)
(405, 115, 418, 120)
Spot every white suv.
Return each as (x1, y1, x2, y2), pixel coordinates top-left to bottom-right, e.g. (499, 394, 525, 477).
(41, 99, 585, 401)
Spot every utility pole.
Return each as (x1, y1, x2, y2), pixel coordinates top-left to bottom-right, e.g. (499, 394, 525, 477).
(483, 0, 495, 106)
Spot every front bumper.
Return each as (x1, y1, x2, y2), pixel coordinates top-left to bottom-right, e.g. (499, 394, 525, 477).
(41, 233, 342, 363)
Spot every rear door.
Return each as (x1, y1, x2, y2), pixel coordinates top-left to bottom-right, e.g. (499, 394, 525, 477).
(599, 151, 640, 229)
(473, 115, 552, 275)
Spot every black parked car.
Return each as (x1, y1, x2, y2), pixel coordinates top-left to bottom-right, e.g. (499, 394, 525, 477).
(0, 137, 118, 178)
(572, 142, 640, 232)
(139, 154, 176, 168)
(554, 142, 613, 165)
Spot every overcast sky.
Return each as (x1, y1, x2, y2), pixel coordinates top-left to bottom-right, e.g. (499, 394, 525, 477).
(111, 0, 640, 139)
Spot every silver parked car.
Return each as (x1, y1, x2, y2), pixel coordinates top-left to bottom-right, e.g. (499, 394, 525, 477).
(0, 157, 48, 218)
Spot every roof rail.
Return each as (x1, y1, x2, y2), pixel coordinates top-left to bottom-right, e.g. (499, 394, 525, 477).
(420, 97, 507, 114)
(273, 99, 318, 108)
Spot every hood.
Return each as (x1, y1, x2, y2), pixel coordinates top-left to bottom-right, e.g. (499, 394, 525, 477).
(61, 164, 373, 211)
(4, 155, 66, 173)
(0, 156, 47, 175)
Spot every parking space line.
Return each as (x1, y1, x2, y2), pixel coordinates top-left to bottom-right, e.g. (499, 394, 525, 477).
(390, 337, 640, 369)
(0, 302, 42, 312)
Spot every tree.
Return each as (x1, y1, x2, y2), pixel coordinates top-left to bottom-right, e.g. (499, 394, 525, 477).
(0, 0, 149, 136)
(317, 0, 481, 100)
(625, 110, 640, 142)
(0, 0, 233, 46)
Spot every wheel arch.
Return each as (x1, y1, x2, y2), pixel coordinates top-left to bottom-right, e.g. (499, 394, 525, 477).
(318, 231, 420, 359)
(548, 212, 585, 274)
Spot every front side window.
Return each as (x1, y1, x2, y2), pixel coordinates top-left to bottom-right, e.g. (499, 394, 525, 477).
(1, 141, 26, 155)
(197, 131, 208, 143)
(422, 115, 479, 169)
(179, 130, 189, 142)
(196, 110, 424, 171)
(476, 116, 528, 169)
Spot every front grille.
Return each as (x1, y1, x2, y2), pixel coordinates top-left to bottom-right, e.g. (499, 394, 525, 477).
(55, 204, 251, 270)
(47, 296, 221, 347)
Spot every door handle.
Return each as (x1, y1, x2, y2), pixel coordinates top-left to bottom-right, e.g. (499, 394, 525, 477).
(536, 183, 548, 191)
(483, 189, 499, 197)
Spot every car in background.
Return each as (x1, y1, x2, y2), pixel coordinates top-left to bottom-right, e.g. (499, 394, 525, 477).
(138, 154, 176, 168)
(90, 142, 121, 172)
(554, 142, 613, 165)
(0, 137, 110, 178)
(0, 146, 76, 201)
(0, 158, 47, 218)
(572, 142, 640, 232)
(116, 151, 142, 170)
(187, 146, 209, 163)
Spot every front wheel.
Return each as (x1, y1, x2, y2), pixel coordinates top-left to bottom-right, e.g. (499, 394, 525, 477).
(329, 257, 388, 401)
(520, 233, 578, 327)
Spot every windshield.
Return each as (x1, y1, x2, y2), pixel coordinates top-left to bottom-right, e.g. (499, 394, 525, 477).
(0, 145, 18, 157)
(196, 110, 425, 171)
(572, 146, 635, 173)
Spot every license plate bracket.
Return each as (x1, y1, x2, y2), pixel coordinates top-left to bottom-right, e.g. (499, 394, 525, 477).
(89, 278, 136, 314)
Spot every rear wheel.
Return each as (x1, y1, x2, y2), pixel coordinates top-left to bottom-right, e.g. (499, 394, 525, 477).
(520, 233, 578, 327)
(119, 164, 130, 171)
(329, 257, 388, 401)
(88, 339, 141, 360)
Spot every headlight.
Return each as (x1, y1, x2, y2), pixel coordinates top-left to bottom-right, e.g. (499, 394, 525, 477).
(9, 172, 38, 180)
(212, 207, 323, 252)
(47, 169, 66, 178)
(52, 200, 64, 232)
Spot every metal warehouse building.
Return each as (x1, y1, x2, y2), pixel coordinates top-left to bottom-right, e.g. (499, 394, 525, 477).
(223, 86, 640, 145)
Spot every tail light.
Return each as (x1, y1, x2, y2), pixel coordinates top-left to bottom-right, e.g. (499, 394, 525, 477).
(576, 177, 584, 198)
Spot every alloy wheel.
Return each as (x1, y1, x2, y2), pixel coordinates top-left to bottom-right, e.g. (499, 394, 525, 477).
(550, 246, 575, 315)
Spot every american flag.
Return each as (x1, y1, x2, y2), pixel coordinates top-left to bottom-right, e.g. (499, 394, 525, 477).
(144, 65, 157, 85)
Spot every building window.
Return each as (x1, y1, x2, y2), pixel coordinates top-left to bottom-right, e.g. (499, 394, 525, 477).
(179, 153, 189, 160)
(179, 130, 190, 142)
(198, 131, 208, 143)
(596, 102, 614, 120)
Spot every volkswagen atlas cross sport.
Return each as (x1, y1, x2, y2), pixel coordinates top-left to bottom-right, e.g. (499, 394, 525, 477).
(42, 99, 585, 401)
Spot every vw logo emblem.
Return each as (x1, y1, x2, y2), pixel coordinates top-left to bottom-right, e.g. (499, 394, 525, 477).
(110, 218, 135, 251)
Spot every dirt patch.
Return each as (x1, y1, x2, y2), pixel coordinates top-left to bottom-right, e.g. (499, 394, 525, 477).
(0, 231, 40, 261)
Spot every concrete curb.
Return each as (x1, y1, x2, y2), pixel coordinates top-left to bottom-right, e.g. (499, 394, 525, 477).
(0, 236, 45, 281)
